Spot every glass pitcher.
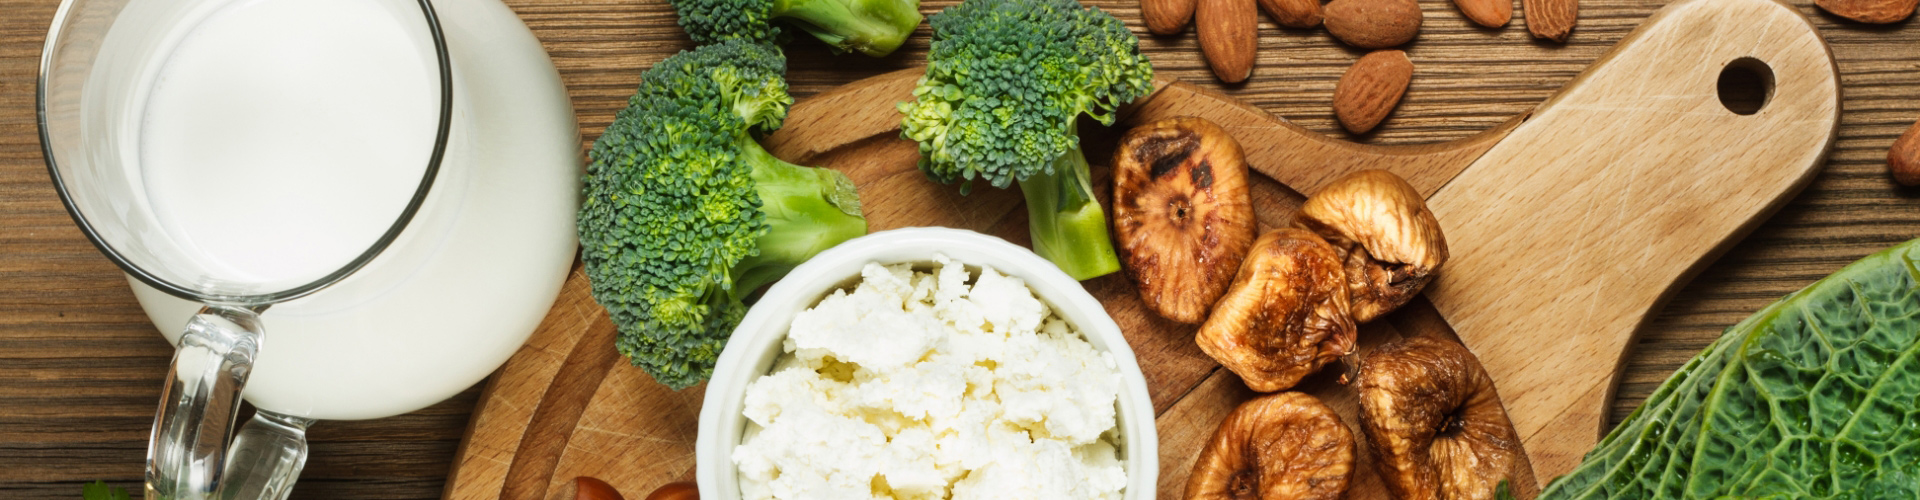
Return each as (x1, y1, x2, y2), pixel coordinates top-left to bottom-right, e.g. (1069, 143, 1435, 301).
(37, 0, 454, 498)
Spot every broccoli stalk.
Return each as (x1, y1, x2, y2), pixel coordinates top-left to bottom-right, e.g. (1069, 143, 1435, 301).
(671, 0, 922, 57)
(730, 138, 867, 294)
(897, 0, 1154, 280)
(776, 0, 923, 56)
(579, 40, 868, 389)
(1020, 133, 1120, 280)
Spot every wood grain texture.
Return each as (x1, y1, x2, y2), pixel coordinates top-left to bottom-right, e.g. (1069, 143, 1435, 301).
(1425, 0, 1839, 476)
(449, 1, 1838, 493)
(1, 0, 1918, 497)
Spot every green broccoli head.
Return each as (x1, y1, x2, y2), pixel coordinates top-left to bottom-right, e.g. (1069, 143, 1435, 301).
(897, 0, 1153, 280)
(580, 40, 868, 389)
(670, 0, 924, 57)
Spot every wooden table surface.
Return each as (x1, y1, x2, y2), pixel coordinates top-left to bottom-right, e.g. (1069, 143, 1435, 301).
(2, 0, 1916, 497)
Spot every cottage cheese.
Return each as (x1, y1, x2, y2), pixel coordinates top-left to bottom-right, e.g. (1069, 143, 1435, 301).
(732, 255, 1126, 500)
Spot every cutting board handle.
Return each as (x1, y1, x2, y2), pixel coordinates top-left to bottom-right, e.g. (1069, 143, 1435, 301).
(1422, 0, 1840, 479)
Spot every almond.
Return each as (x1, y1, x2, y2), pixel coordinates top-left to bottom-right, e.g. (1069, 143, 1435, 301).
(1816, 0, 1917, 23)
(1144, 0, 1199, 35)
(1890, 119, 1920, 186)
(1259, 0, 1325, 28)
(1452, 0, 1512, 27)
(1324, 0, 1422, 49)
(1333, 50, 1413, 135)
(1524, 0, 1576, 42)
(1199, 0, 1259, 83)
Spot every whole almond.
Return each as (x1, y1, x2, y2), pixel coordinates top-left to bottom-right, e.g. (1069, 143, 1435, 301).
(1890, 119, 1920, 186)
(1453, 0, 1512, 27)
(1524, 0, 1577, 42)
(1816, 0, 1917, 23)
(1198, 0, 1258, 83)
(1324, 0, 1422, 49)
(1333, 50, 1414, 135)
(1144, 0, 1199, 35)
(1259, 0, 1324, 28)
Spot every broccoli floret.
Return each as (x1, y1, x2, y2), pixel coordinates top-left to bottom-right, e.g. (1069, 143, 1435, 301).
(580, 40, 868, 389)
(671, 0, 923, 57)
(897, 0, 1153, 280)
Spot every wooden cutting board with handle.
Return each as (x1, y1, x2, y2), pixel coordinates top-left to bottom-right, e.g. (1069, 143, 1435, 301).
(444, 0, 1838, 496)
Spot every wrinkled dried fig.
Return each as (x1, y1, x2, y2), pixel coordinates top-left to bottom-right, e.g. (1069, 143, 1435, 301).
(1187, 392, 1356, 500)
(1356, 335, 1535, 500)
(1112, 117, 1257, 324)
(1296, 169, 1447, 323)
(1196, 228, 1356, 392)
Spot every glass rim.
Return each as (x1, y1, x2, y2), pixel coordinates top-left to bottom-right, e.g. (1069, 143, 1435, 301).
(36, 0, 456, 305)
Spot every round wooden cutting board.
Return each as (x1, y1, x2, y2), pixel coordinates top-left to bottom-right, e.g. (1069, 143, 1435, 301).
(443, 0, 1839, 497)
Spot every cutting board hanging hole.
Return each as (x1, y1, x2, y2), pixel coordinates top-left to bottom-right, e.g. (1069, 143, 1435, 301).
(1718, 57, 1775, 115)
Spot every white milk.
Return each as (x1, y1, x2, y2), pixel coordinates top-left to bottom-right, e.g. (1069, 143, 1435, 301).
(133, 0, 583, 420)
(140, 0, 438, 287)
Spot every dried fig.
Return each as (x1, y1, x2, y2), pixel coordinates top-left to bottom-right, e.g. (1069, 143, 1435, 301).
(1196, 228, 1356, 392)
(1296, 169, 1447, 323)
(1187, 392, 1356, 500)
(1112, 117, 1257, 324)
(1356, 335, 1535, 500)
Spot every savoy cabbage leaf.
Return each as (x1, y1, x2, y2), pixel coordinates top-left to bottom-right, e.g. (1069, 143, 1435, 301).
(1540, 239, 1920, 499)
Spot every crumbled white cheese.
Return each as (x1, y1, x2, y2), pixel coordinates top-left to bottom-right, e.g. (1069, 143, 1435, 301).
(732, 255, 1126, 500)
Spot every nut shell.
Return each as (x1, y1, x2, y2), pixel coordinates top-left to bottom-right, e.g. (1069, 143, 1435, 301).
(1296, 169, 1447, 323)
(645, 482, 698, 500)
(1113, 117, 1257, 324)
(1356, 335, 1536, 500)
(1186, 392, 1356, 500)
(1196, 228, 1356, 392)
(574, 477, 626, 500)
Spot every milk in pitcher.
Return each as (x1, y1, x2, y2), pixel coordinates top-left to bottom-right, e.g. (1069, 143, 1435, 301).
(140, 0, 440, 286)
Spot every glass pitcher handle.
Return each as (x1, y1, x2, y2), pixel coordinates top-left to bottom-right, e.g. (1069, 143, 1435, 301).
(146, 305, 262, 500)
(217, 411, 314, 500)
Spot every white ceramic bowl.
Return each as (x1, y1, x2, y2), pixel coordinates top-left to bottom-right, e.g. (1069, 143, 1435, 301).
(695, 227, 1158, 499)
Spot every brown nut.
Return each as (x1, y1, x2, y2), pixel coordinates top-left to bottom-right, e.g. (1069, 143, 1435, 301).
(1198, 0, 1259, 83)
(1333, 50, 1414, 135)
(645, 481, 699, 500)
(1522, 0, 1577, 42)
(574, 477, 626, 500)
(1891, 118, 1920, 186)
(1356, 335, 1536, 500)
(1145, 0, 1199, 35)
(1451, 0, 1512, 27)
(1324, 0, 1422, 49)
(1816, 0, 1917, 23)
(1258, 0, 1324, 28)
(1186, 392, 1356, 500)
(1113, 117, 1257, 324)
(1295, 169, 1446, 323)
(1196, 228, 1356, 392)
